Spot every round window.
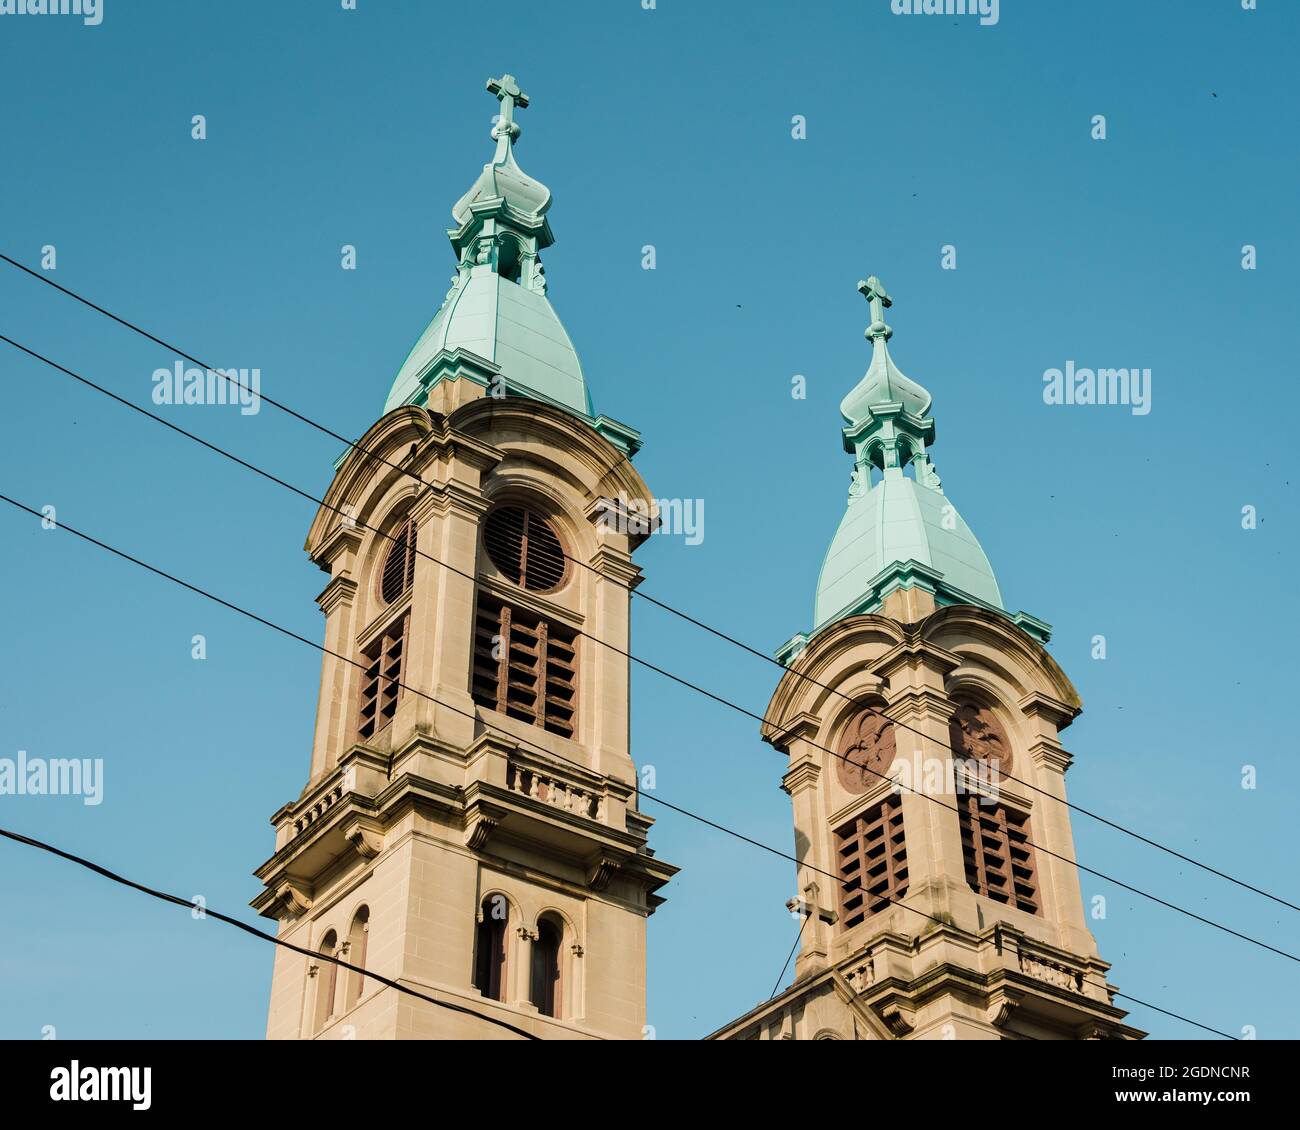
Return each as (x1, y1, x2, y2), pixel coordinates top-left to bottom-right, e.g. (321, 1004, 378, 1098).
(483, 506, 567, 592)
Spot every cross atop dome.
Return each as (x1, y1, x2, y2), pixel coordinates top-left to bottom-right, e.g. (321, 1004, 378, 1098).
(487, 73, 530, 141)
(858, 275, 893, 342)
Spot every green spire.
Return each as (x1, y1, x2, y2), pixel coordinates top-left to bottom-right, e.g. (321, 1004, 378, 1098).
(385, 72, 598, 422)
(839, 276, 934, 458)
(809, 276, 1004, 634)
(451, 73, 553, 227)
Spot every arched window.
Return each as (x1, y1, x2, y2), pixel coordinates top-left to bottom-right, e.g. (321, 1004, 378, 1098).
(473, 505, 577, 739)
(345, 906, 370, 1011)
(358, 518, 416, 741)
(379, 517, 416, 604)
(496, 235, 523, 284)
(357, 614, 408, 741)
(471, 594, 578, 738)
(313, 930, 339, 1034)
(834, 795, 908, 928)
(948, 699, 1039, 914)
(529, 915, 563, 1018)
(474, 895, 509, 1002)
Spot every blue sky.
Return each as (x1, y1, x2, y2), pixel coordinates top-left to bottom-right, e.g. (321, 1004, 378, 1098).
(1, 0, 1296, 1040)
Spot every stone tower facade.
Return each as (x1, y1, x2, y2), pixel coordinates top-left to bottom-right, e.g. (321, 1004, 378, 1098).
(252, 75, 675, 1041)
(712, 280, 1143, 1041)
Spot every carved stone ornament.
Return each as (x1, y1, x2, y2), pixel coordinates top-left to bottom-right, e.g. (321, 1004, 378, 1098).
(948, 700, 1012, 775)
(274, 881, 313, 919)
(836, 708, 897, 794)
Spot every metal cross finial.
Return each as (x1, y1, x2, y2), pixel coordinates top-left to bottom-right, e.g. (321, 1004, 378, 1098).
(487, 73, 529, 141)
(857, 276, 893, 342)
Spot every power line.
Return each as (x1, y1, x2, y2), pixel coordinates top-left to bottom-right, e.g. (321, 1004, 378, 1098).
(646, 795, 1237, 1041)
(0, 825, 538, 1040)
(769, 907, 810, 1001)
(0, 358, 1289, 967)
(2, 252, 1293, 919)
(0, 493, 1247, 1039)
(3, 333, 1296, 960)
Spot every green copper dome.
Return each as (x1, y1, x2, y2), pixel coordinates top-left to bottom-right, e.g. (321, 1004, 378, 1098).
(385, 74, 594, 419)
(810, 277, 1003, 632)
(814, 477, 1003, 627)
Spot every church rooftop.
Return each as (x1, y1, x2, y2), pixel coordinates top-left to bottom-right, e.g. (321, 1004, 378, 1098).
(789, 277, 1051, 660)
(384, 74, 600, 427)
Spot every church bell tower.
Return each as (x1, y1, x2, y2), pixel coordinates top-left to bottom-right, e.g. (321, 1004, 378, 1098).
(713, 279, 1144, 1041)
(252, 74, 676, 1040)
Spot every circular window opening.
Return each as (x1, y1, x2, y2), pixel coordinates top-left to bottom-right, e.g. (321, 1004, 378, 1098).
(379, 518, 416, 604)
(483, 506, 567, 592)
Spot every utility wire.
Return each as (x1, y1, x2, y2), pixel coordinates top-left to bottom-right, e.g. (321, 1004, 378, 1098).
(0, 492, 1246, 1040)
(2, 252, 1293, 919)
(3, 334, 1295, 963)
(770, 906, 811, 1001)
(645, 795, 1236, 1040)
(0, 825, 537, 1040)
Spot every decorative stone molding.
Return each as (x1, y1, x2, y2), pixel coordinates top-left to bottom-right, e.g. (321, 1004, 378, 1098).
(843, 954, 875, 992)
(316, 574, 359, 616)
(988, 987, 1025, 1028)
(586, 853, 629, 892)
(1017, 690, 1080, 730)
(507, 758, 602, 821)
(272, 880, 313, 919)
(464, 801, 507, 851)
(876, 1001, 916, 1037)
(293, 780, 347, 839)
(1018, 950, 1085, 993)
(1025, 738, 1073, 774)
(767, 711, 821, 755)
(314, 527, 365, 577)
(586, 543, 643, 587)
(781, 759, 821, 795)
(836, 709, 899, 793)
(343, 820, 384, 861)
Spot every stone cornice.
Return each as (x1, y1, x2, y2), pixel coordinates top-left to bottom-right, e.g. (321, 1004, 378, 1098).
(414, 479, 494, 523)
(316, 574, 359, 616)
(587, 495, 658, 553)
(586, 544, 643, 588)
(782, 759, 821, 796)
(1018, 690, 1081, 731)
(875, 635, 964, 682)
(765, 710, 821, 753)
(1025, 739, 1074, 774)
(314, 526, 365, 573)
(884, 686, 958, 727)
